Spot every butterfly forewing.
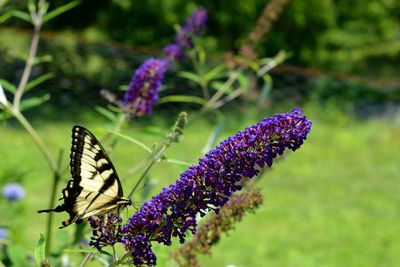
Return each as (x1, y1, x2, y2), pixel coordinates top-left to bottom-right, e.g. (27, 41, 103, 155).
(68, 126, 125, 212)
(38, 125, 131, 228)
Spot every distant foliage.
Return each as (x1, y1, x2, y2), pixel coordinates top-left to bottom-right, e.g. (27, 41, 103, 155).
(3, 0, 397, 74)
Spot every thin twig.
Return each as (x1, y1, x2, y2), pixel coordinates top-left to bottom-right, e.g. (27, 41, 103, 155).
(213, 88, 244, 110)
(79, 252, 93, 267)
(13, 24, 42, 111)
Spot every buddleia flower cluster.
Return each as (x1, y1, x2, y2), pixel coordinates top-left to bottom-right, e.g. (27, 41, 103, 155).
(88, 213, 123, 250)
(122, 58, 169, 118)
(89, 108, 312, 266)
(164, 7, 208, 61)
(102, 9, 208, 118)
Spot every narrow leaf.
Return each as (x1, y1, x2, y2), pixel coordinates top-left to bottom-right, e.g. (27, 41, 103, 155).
(9, 10, 32, 23)
(32, 55, 53, 65)
(203, 64, 225, 83)
(34, 234, 46, 266)
(63, 248, 98, 253)
(0, 10, 12, 24)
(26, 73, 55, 91)
(108, 131, 152, 153)
(236, 72, 249, 92)
(157, 95, 206, 106)
(178, 71, 202, 83)
(43, 0, 80, 23)
(20, 94, 50, 111)
(164, 158, 192, 166)
(95, 106, 117, 121)
(195, 46, 206, 67)
(210, 81, 233, 94)
(0, 79, 17, 93)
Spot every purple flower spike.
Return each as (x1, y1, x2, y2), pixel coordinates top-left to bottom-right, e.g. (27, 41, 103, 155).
(88, 213, 123, 250)
(115, 108, 311, 266)
(123, 58, 169, 117)
(164, 7, 208, 61)
(2, 183, 25, 201)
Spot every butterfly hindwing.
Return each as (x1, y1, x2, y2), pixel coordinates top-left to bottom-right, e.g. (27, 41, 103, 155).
(38, 125, 131, 228)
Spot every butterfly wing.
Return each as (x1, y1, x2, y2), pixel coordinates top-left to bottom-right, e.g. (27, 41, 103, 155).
(38, 125, 131, 228)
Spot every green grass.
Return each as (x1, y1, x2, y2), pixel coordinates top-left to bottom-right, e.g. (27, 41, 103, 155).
(0, 107, 399, 266)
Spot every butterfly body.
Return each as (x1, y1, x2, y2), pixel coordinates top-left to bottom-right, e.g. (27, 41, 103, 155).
(38, 126, 131, 228)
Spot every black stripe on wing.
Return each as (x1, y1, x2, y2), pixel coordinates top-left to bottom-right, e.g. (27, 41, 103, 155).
(70, 126, 124, 197)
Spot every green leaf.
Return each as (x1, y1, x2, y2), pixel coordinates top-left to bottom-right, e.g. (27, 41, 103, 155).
(178, 71, 202, 84)
(164, 158, 192, 166)
(63, 248, 98, 253)
(108, 131, 152, 153)
(43, 0, 80, 23)
(34, 234, 46, 266)
(210, 81, 233, 94)
(20, 94, 50, 111)
(7, 244, 29, 267)
(258, 74, 272, 107)
(203, 64, 225, 83)
(26, 73, 55, 91)
(0, 10, 12, 24)
(157, 95, 206, 106)
(236, 72, 249, 92)
(32, 55, 53, 65)
(10, 10, 32, 23)
(0, 79, 17, 93)
(95, 106, 117, 122)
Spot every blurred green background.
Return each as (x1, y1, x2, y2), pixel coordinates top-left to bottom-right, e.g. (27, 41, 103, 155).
(0, 0, 399, 266)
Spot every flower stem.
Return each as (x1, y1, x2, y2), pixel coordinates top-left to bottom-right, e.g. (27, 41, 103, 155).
(11, 109, 58, 172)
(13, 22, 42, 111)
(127, 111, 187, 199)
(45, 149, 64, 256)
(79, 252, 93, 267)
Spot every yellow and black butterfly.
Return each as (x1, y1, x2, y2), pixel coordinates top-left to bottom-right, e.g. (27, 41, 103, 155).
(38, 126, 131, 228)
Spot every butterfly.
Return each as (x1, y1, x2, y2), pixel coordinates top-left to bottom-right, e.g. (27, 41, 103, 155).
(38, 125, 131, 228)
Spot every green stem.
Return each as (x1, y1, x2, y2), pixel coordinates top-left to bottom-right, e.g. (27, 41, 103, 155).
(109, 250, 131, 267)
(201, 71, 238, 112)
(190, 50, 210, 100)
(79, 252, 93, 267)
(45, 149, 63, 256)
(127, 145, 166, 199)
(12, 109, 58, 172)
(101, 112, 128, 153)
(127, 112, 187, 199)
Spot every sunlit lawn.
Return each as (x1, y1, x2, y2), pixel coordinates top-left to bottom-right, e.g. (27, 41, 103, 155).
(0, 106, 399, 266)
